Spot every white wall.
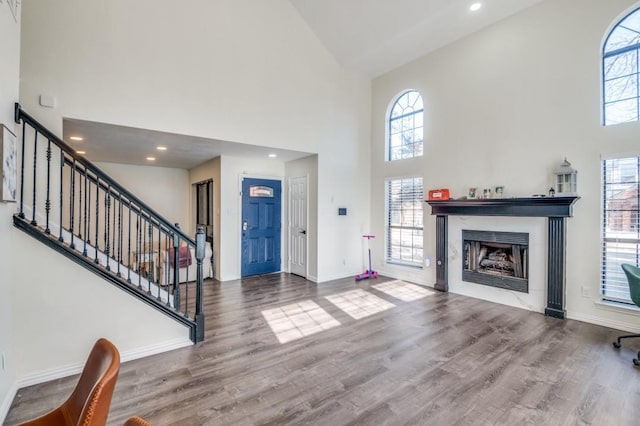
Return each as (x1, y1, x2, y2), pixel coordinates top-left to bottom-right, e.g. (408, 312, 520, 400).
(19, 0, 372, 284)
(96, 162, 190, 228)
(371, 0, 640, 331)
(0, 0, 20, 419)
(11, 232, 190, 378)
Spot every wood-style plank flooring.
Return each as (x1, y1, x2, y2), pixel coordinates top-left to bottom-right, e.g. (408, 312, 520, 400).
(6, 274, 640, 425)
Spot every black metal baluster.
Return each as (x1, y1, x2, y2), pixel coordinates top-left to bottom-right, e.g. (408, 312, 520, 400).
(147, 222, 153, 295)
(157, 225, 162, 302)
(94, 177, 100, 264)
(117, 194, 123, 278)
(58, 151, 64, 242)
(31, 130, 38, 226)
(142, 216, 148, 291)
(83, 169, 88, 256)
(105, 188, 111, 271)
(44, 139, 52, 234)
(164, 232, 171, 307)
(127, 202, 132, 284)
(77, 166, 82, 239)
(137, 213, 142, 290)
(173, 233, 180, 311)
(112, 191, 117, 268)
(18, 120, 26, 219)
(69, 159, 76, 249)
(87, 174, 91, 245)
(184, 240, 189, 318)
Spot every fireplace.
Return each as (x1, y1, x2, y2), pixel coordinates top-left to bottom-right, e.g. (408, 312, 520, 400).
(462, 230, 529, 293)
(427, 197, 579, 319)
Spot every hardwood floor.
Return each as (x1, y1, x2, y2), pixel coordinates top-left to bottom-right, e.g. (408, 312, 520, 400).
(6, 274, 640, 425)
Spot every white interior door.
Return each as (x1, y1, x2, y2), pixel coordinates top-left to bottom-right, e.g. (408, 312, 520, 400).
(289, 176, 307, 277)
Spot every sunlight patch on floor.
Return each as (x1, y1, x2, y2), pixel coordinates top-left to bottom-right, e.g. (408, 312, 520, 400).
(372, 280, 436, 302)
(325, 289, 396, 319)
(262, 300, 341, 344)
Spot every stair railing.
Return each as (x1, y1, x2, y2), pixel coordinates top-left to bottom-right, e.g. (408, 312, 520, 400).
(13, 103, 205, 343)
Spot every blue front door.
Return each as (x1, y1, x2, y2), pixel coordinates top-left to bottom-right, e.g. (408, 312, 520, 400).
(241, 178, 282, 277)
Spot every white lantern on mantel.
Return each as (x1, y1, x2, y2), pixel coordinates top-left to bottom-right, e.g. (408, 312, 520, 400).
(554, 157, 577, 196)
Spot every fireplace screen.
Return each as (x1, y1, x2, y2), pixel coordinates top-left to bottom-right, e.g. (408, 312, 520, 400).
(462, 230, 529, 293)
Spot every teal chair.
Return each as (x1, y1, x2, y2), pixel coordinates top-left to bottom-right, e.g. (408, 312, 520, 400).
(613, 263, 640, 366)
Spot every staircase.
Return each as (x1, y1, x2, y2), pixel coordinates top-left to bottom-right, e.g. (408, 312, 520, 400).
(12, 103, 205, 343)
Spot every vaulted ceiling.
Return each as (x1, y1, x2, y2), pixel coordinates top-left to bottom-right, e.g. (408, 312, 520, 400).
(65, 0, 545, 168)
(289, 0, 543, 77)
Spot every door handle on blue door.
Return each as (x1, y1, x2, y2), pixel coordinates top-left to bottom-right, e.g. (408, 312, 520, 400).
(243, 220, 248, 231)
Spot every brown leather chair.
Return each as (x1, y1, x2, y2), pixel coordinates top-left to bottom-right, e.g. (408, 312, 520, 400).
(17, 338, 120, 426)
(124, 416, 152, 426)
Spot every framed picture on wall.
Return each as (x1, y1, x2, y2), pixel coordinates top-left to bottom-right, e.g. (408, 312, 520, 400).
(1, 124, 17, 202)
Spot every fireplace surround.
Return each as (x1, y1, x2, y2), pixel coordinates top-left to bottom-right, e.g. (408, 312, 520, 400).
(426, 196, 579, 319)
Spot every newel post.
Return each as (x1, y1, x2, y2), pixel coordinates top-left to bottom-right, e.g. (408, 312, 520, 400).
(172, 231, 180, 309)
(194, 226, 205, 342)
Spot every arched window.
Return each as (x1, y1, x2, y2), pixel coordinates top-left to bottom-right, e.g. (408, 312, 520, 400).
(603, 8, 640, 125)
(387, 90, 424, 160)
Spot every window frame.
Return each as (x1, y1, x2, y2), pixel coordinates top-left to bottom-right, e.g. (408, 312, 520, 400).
(384, 176, 424, 269)
(601, 155, 640, 305)
(602, 7, 640, 126)
(386, 90, 424, 161)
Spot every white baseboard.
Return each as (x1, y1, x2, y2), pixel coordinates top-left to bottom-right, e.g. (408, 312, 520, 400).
(567, 311, 640, 333)
(307, 274, 318, 283)
(316, 271, 357, 283)
(15, 337, 191, 389)
(376, 266, 427, 286)
(0, 381, 19, 426)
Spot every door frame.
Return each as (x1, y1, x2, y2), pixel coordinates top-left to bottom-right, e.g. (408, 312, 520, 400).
(238, 174, 284, 277)
(288, 174, 309, 278)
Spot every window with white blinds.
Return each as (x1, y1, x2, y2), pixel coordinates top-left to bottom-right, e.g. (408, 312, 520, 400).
(385, 177, 424, 267)
(602, 156, 640, 304)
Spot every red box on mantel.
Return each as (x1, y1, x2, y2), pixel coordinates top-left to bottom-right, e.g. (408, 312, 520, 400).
(428, 188, 450, 201)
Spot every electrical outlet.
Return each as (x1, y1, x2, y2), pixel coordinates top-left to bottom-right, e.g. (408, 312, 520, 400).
(425, 257, 431, 268)
(581, 286, 591, 298)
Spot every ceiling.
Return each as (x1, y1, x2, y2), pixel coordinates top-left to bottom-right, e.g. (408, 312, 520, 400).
(289, 0, 543, 77)
(64, 0, 544, 169)
(63, 119, 313, 170)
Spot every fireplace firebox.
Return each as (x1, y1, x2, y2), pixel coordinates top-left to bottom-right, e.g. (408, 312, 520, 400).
(462, 230, 529, 293)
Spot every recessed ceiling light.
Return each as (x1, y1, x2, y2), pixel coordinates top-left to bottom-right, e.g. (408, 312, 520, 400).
(146, 156, 156, 161)
(76, 150, 86, 155)
(268, 153, 277, 158)
(156, 146, 167, 151)
(70, 136, 84, 141)
(470, 3, 482, 12)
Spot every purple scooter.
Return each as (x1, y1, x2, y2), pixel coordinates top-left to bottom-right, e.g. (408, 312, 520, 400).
(355, 235, 379, 281)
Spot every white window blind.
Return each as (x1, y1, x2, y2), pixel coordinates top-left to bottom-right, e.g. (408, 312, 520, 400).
(386, 177, 424, 267)
(602, 156, 639, 304)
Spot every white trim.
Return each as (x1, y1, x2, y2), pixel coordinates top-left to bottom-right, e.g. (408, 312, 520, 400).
(15, 337, 191, 389)
(376, 265, 427, 286)
(316, 271, 358, 283)
(568, 308, 640, 334)
(594, 298, 640, 314)
(0, 381, 18, 425)
(307, 274, 318, 283)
